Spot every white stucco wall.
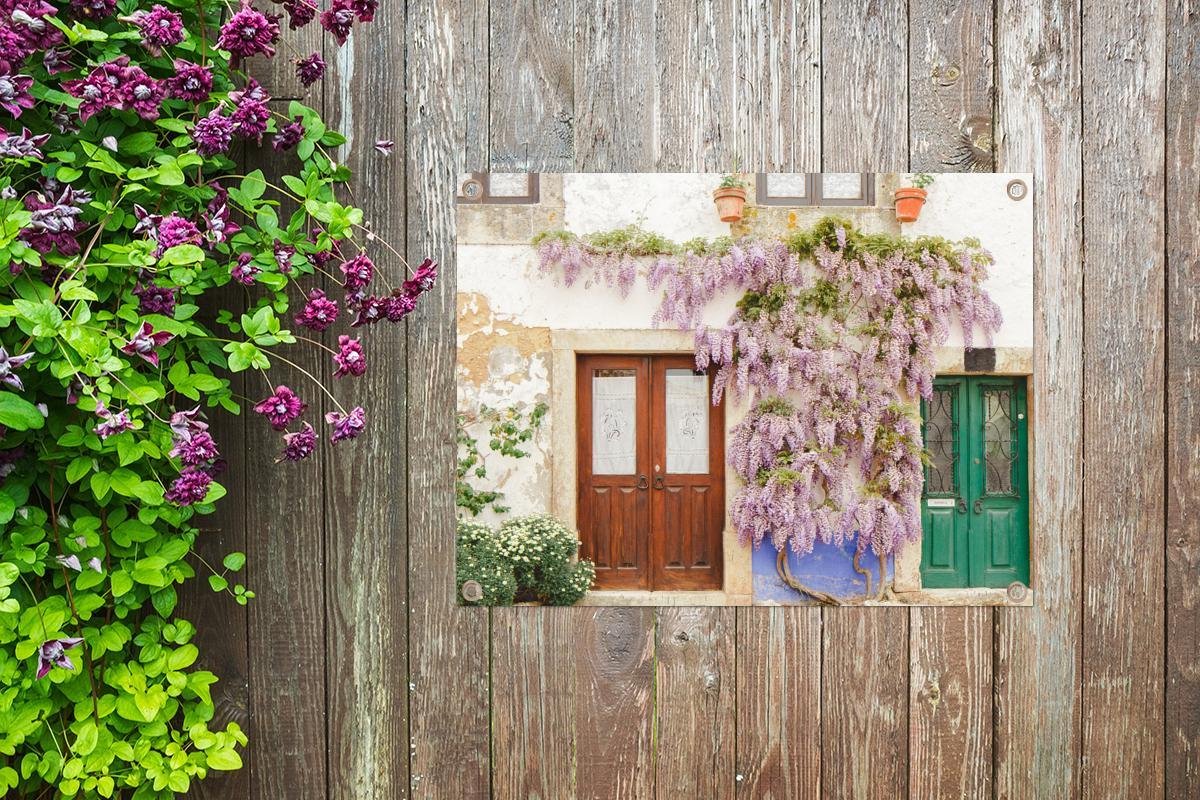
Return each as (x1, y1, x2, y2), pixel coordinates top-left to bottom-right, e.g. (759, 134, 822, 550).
(457, 172, 1035, 524)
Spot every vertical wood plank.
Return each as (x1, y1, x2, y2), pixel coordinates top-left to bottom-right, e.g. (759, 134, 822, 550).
(735, 610, 822, 800)
(906, 5, 996, 799)
(652, 0, 734, 171)
(907, 609, 992, 799)
(489, 0, 575, 170)
(908, 0, 995, 171)
(992, 1, 1085, 795)
(247, 18, 325, 100)
(322, 1, 410, 796)
(407, 0, 493, 798)
(1166, 1, 1200, 795)
(731, 0, 821, 172)
(821, 3, 910, 798)
(244, 110, 330, 800)
(1081, 1, 1167, 797)
(573, 0, 656, 170)
(655, 608, 736, 799)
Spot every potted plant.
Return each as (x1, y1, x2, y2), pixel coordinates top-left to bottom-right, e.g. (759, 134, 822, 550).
(895, 172, 935, 222)
(713, 173, 748, 222)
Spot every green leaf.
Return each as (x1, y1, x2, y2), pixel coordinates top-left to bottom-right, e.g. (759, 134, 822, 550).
(208, 574, 228, 592)
(110, 571, 133, 598)
(159, 243, 206, 266)
(0, 493, 14, 525)
(66, 456, 93, 484)
(168, 644, 198, 671)
(222, 552, 246, 572)
(155, 161, 185, 186)
(240, 169, 266, 201)
(206, 748, 243, 771)
(0, 393, 45, 431)
(72, 721, 98, 757)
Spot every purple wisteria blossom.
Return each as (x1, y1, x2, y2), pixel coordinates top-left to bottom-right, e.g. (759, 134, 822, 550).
(332, 335, 365, 378)
(94, 402, 132, 439)
(165, 467, 212, 505)
(325, 406, 365, 443)
(253, 385, 306, 430)
(0, 126, 50, 159)
(277, 422, 316, 462)
(272, 116, 304, 151)
(295, 52, 325, 87)
(130, 5, 185, 53)
(36, 637, 83, 679)
(339, 253, 374, 291)
(170, 430, 219, 466)
(120, 321, 174, 366)
(230, 252, 259, 285)
(295, 288, 339, 332)
(154, 213, 201, 257)
(133, 282, 176, 315)
(0, 346, 34, 390)
(167, 59, 213, 101)
(192, 108, 233, 156)
(217, 1, 281, 58)
(0, 73, 34, 116)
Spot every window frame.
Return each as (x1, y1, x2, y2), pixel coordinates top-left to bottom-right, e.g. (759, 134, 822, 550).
(456, 172, 541, 204)
(754, 172, 875, 207)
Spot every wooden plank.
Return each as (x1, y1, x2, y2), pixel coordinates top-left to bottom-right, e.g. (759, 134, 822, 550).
(1166, 0, 1200, 795)
(573, 0, 656, 170)
(320, 1, 409, 796)
(489, 0, 574, 170)
(907, 608, 992, 799)
(908, 0, 995, 171)
(652, 0, 734, 170)
(906, 5, 996, 798)
(247, 15, 325, 100)
(731, 0, 821, 171)
(655, 608, 736, 799)
(992, 1, 1085, 795)
(575, 608, 656, 799)
(735, 609, 822, 800)
(406, 0, 492, 798)
(820, 4, 909, 798)
(1080, 1, 1167, 797)
(242, 106, 330, 800)
(821, 0, 907, 169)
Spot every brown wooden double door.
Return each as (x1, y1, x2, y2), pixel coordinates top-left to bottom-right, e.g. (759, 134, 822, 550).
(576, 354, 725, 591)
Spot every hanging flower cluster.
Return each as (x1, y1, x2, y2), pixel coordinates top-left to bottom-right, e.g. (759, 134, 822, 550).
(534, 218, 1001, 561)
(0, 1, 433, 796)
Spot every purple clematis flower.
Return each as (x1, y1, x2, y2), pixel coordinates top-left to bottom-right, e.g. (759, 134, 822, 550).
(203, 184, 240, 244)
(277, 422, 316, 462)
(283, 0, 317, 28)
(273, 239, 295, 273)
(0, 126, 50, 159)
(132, 204, 161, 237)
(319, 0, 355, 44)
(56, 554, 81, 572)
(0, 346, 34, 390)
(87, 557, 103, 573)
(339, 252, 374, 291)
(165, 466, 212, 505)
(121, 322, 174, 366)
(0, 73, 34, 117)
(332, 335, 366, 378)
(154, 213, 202, 258)
(402, 257, 438, 299)
(374, 139, 393, 156)
(295, 288, 339, 331)
(230, 252, 259, 285)
(229, 79, 271, 142)
(254, 385, 306, 430)
(130, 5, 185, 53)
(351, 0, 378, 21)
(169, 405, 208, 441)
(217, 1, 282, 58)
(192, 108, 234, 156)
(272, 116, 304, 151)
(169, 430, 219, 466)
(167, 59, 212, 101)
(118, 65, 164, 120)
(37, 637, 83, 679)
(350, 294, 387, 327)
(70, 0, 116, 20)
(384, 291, 416, 322)
(94, 402, 132, 439)
(295, 52, 325, 86)
(133, 283, 176, 315)
(325, 406, 365, 443)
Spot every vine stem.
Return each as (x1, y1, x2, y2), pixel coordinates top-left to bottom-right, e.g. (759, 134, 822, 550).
(47, 474, 101, 723)
(256, 351, 345, 414)
(852, 549, 873, 599)
(775, 548, 843, 606)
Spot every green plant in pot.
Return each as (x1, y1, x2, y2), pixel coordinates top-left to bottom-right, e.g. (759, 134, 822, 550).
(895, 172, 935, 222)
(713, 173, 749, 223)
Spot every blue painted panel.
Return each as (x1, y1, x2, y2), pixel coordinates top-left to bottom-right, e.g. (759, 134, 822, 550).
(752, 539, 894, 604)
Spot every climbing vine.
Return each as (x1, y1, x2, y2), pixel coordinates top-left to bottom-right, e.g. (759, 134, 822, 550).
(455, 401, 547, 516)
(534, 217, 1002, 599)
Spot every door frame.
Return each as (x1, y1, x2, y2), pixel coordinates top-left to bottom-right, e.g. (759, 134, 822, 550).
(548, 329, 753, 603)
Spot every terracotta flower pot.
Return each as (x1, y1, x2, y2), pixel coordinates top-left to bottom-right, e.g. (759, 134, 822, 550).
(712, 186, 747, 222)
(894, 187, 928, 223)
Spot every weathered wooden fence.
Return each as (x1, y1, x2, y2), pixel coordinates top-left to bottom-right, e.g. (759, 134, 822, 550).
(181, 0, 1198, 797)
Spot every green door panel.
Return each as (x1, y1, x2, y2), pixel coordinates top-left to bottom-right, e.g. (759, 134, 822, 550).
(920, 376, 1030, 589)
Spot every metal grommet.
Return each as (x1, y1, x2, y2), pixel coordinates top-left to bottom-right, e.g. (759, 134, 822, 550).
(1006, 179, 1028, 201)
(461, 580, 483, 603)
(1006, 581, 1029, 603)
(459, 177, 483, 200)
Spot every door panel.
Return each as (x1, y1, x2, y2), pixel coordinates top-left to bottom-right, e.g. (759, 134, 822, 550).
(650, 358, 724, 590)
(577, 356, 650, 589)
(920, 381, 970, 587)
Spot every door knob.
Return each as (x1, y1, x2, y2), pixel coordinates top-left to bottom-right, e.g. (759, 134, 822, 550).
(653, 476, 664, 490)
(956, 498, 967, 514)
(636, 475, 648, 490)
(973, 498, 983, 514)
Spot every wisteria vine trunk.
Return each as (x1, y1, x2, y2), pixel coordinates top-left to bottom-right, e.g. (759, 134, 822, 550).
(0, 1, 431, 797)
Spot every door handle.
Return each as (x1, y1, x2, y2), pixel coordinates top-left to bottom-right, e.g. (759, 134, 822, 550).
(957, 498, 967, 514)
(973, 498, 983, 514)
(653, 476, 664, 490)
(636, 475, 648, 490)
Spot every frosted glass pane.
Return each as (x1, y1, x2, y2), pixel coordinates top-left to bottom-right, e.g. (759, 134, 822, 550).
(821, 173, 864, 199)
(592, 373, 637, 474)
(488, 173, 531, 197)
(665, 370, 709, 474)
(765, 173, 808, 198)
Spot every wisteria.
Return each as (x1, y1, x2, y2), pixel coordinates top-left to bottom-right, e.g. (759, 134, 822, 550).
(535, 218, 1002, 568)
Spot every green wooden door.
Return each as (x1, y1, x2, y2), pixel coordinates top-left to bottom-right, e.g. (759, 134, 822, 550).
(920, 376, 1030, 588)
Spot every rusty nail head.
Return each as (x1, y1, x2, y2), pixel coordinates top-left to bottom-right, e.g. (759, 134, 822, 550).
(461, 580, 483, 602)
